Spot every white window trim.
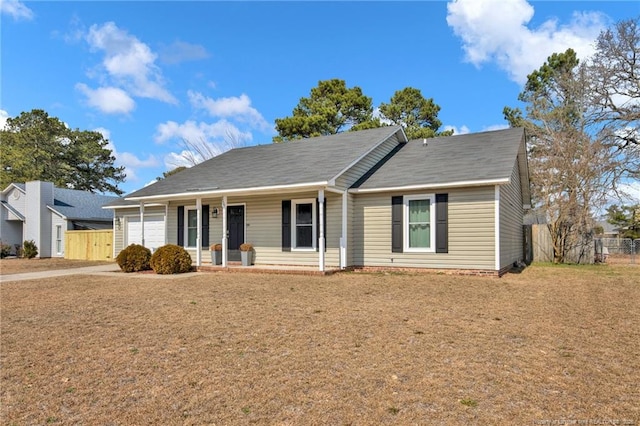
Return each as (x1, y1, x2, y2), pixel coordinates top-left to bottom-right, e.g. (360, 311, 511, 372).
(55, 225, 62, 255)
(403, 194, 436, 253)
(184, 205, 198, 248)
(292, 198, 316, 251)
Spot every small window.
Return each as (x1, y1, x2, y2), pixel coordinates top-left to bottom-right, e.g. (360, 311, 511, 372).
(55, 225, 62, 254)
(404, 194, 435, 252)
(186, 208, 198, 247)
(292, 199, 316, 250)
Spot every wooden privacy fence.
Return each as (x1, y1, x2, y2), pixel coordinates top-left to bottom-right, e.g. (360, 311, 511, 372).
(65, 230, 114, 261)
(530, 224, 594, 264)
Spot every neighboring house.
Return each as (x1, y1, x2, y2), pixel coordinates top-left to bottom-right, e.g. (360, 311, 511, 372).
(105, 126, 531, 275)
(0, 181, 119, 257)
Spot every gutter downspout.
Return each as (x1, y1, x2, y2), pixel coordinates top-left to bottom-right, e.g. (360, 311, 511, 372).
(341, 190, 347, 269)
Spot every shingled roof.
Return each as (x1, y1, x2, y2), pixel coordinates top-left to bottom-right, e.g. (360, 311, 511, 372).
(49, 188, 118, 221)
(351, 127, 528, 194)
(116, 126, 406, 202)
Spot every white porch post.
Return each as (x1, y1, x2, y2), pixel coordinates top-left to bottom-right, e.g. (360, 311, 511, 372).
(222, 196, 228, 267)
(318, 189, 325, 272)
(139, 202, 145, 248)
(340, 190, 348, 269)
(196, 197, 202, 266)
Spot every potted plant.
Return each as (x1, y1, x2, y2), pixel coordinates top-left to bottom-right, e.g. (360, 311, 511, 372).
(239, 243, 254, 266)
(210, 243, 222, 265)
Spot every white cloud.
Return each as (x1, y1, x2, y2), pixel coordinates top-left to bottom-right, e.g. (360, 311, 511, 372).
(83, 22, 177, 106)
(188, 91, 271, 131)
(443, 124, 470, 135)
(446, 0, 607, 85)
(94, 126, 159, 183)
(155, 119, 253, 146)
(0, 109, 9, 130)
(0, 0, 33, 21)
(76, 83, 136, 114)
(159, 41, 209, 64)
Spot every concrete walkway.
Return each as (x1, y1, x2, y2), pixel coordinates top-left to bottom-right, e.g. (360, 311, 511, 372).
(0, 263, 125, 283)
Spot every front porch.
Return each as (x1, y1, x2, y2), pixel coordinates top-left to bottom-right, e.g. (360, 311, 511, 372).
(197, 262, 342, 276)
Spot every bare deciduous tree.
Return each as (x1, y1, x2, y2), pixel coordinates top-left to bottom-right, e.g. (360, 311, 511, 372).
(505, 46, 631, 263)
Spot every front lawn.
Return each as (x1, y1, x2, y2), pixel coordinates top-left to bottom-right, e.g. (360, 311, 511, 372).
(1, 264, 638, 424)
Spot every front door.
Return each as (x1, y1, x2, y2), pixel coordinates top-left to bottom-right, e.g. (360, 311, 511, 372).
(227, 205, 245, 261)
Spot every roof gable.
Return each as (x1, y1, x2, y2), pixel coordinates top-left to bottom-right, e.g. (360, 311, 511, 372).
(352, 127, 527, 191)
(121, 126, 404, 201)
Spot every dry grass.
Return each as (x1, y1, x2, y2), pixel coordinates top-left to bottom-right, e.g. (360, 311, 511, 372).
(0, 258, 113, 275)
(1, 264, 639, 425)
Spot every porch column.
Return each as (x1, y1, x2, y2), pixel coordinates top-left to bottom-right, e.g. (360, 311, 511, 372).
(139, 202, 145, 248)
(340, 190, 347, 269)
(222, 196, 228, 267)
(196, 197, 202, 266)
(318, 189, 325, 272)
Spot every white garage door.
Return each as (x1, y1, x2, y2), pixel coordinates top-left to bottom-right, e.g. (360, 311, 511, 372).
(126, 215, 166, 252)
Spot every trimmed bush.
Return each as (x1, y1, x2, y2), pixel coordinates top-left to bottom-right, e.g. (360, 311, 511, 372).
(22, 240, 38, 259)
(150, 244, 193, 275)
(116, 244, 151, 272)
(0, 242, 11, 258)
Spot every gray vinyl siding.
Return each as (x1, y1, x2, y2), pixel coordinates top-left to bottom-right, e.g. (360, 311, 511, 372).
(6, 187, 26, 217)
(499, 160, 524, 268)
(352, 187, 496, 270)
(334, 134, 401, 190)
(114, 206, 166, 255)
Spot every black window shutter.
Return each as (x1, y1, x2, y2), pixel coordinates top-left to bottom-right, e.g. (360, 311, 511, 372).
(391, 196, 403, 253)
(435, 193, 448, 253)
(316, 198, 327, 252)
(201, 205, 209, 248)
(177, 206, 184, 246)
(282, 200, 291, 251)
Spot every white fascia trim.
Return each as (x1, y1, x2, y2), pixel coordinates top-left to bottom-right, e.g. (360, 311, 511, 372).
(327, 127, 406, 186)
(102, 203, 166, 210)
(0, 201, 25, 221)
(1, 183, 26, 196)
(349, 178, 510, 194)
(125, 181, 329, 203)
(46, 206, 67, 220)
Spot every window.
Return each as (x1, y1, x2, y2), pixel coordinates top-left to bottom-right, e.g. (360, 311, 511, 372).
(292, 199, 316, 250)
(186, 208, 198, 247)
(55, 225, 62, 254)
(404, 194, 435, 252)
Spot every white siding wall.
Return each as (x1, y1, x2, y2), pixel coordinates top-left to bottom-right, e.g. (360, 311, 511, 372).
(114, 206, 167, 255)
(0, 188, 25, 250)
(499, 160, 525, 268)
(352, 187, 496, 270)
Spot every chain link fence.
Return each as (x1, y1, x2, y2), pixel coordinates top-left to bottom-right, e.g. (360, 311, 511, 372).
(594, 238, 638, 264)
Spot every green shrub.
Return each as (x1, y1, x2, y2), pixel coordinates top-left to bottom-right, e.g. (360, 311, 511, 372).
(150, 244, 193, 275)
(116, 244, 151, 272)
(0, 241, 11, 258)
(22, 240, 38, 259)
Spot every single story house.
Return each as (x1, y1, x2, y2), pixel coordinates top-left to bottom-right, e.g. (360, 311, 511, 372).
(105, 125, 531, 275)
(0, 181, 119, 257)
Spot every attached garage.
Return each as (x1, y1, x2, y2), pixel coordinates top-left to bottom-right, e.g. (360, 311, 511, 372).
(126, 215, 166, 252)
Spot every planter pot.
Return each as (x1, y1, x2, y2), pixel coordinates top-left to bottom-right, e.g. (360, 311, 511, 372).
(240, 251, 253, 266)
(211, 250, 222, 265)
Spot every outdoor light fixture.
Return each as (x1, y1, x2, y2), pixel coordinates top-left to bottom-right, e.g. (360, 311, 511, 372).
(212, 208, 219, 218)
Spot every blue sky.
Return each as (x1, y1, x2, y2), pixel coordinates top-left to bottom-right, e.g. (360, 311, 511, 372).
(1, 0, 637, 196)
